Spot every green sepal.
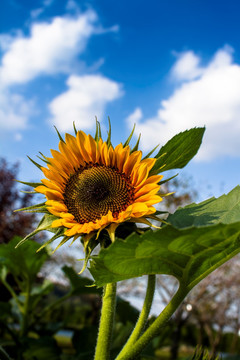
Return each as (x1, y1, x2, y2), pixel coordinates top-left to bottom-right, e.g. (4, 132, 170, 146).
(37, 152, 50, 165)
(54, 126, 65, 143)
(106, 117, 112, 147)
(152, 210, 169, 216)
(27, 156, 43, 170)
(131, 133, 141, 153)
(14, 202, 46, 212)
(20, 190, 35, 194)
(98, 119, 102, 140)
(143, 143, 160, 159)
(73, 121, 78, 135)
(15, 180, 42, 188)
(150, 127, 205, 175)
(20, 207, 49, 214)
(15, 213, 58, 248)
(79, 235, 98, 274)
(123, 124, 136, 147)
(36, 228, 65, 252)
(158, 173, 178, 185)
(95, 118, 102, 143)
(52, 235, 72, 253)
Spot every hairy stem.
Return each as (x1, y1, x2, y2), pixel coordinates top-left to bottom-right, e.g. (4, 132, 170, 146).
(94, 282, 117, 360)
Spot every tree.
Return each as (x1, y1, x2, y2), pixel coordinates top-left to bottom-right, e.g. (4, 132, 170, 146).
(188, 257, 240, 356)
(0, 158, 37, 243)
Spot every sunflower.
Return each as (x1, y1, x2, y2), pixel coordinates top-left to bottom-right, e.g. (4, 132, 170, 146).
(16, 121, 164, 254)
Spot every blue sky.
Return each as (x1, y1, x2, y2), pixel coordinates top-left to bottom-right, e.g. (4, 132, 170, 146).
(1, 0, 240, 201)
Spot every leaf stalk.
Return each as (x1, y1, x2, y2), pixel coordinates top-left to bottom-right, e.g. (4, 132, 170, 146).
(116, 274, 156, 359)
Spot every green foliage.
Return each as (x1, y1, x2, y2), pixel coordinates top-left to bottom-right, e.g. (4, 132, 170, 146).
(0, 236, 142, 359)
(150, 127, 205, 174)
(90, 187, 240, 291)
(22, 337, 61, 360)
(0, 237, 106, 359)
(62, 265, 101, 296)
(90, 222, 240, 290)
(0, 236, 48, 284)
(191, 346, 220, 360)
(168, 186, 240, 228)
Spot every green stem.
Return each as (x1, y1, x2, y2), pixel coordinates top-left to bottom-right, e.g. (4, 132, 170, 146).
(20, 278, 31, 337)
(116, 275, 156, 360)
(94, 282, 117, 360)
(116, 286, 188, 360)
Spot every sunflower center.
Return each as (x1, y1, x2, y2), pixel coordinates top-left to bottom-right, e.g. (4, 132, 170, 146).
(63, 164, 135, 224)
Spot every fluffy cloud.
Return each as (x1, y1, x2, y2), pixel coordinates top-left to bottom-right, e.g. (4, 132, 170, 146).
(49, 74, 123, 131)
(171, 50, 204, 81)
(0, 10, 98, 86)
(126, 46, 240, 161)
(0, 8, 121, 133)
(0, 89, 34, 130)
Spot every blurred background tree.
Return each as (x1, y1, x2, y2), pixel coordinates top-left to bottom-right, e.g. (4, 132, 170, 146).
(0, 158, 37, 244)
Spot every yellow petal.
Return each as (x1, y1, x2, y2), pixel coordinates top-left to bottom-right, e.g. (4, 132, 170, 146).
(131, 202, 149, 217)
(100, 142, 109, 166)
(52, 219, 64, 227)
(140, 158, 156, 171)
(59, 141, 79, 168)
(34, 185, 48, 194)
(141, 174, 163, 186)
(123, 150, 142, 176)
(85, 134, 97, 163)
(45, 189, 64, 201)
(132, 163, 149, 187)
(116, 146, 130, 172)
(136, 194, 162, 206)
(65, 133, 84, 165)
(134, 183, 160, 198)
(41, 166, 66, 184)
(76, 131, 91, 163)
(41, 178, 64, 192)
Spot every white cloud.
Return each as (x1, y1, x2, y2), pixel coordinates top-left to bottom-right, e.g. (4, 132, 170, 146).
(49, 74, 123, 131)
(0, 10, 98, 86)
(126, 46, 240, 161)
(126, 107, 143, 125)
(0, 88, 35, 130)
(171, 50, 204, 81)
(0, 8, 119, 132)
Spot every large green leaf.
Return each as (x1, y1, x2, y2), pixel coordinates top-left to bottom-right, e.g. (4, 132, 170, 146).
(167, 186, 240, 228)
(89, 222, 240, 290)
(90, 187, 240, 289)
(150, 127, 205, 174)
